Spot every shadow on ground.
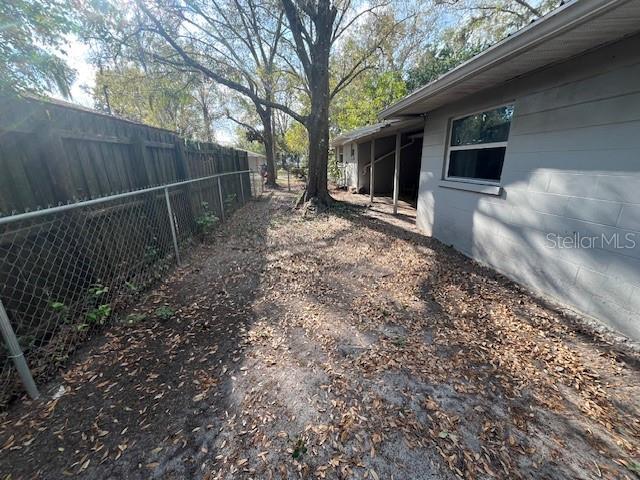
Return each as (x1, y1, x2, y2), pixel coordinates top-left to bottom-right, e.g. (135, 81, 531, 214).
(1, 186, 638, 480)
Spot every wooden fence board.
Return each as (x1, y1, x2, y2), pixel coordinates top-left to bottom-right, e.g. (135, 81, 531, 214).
(0, 95, 249, 214)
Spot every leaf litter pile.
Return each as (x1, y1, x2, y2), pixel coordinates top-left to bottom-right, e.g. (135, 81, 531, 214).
(1, 186, 639, 480)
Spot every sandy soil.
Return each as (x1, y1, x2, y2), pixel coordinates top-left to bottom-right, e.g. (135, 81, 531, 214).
(1, 185, 639, 480)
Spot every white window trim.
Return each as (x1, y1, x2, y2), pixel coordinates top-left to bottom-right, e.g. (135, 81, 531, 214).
(443, 103, 513, 187)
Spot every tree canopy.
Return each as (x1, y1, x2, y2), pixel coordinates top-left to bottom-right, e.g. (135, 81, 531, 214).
(93, 66, 220, 140)
(1, 0, 560, 199)
(0, 0, 77, 97)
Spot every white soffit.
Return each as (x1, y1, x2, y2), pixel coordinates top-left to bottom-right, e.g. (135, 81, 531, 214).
(331, 118, 423, 147)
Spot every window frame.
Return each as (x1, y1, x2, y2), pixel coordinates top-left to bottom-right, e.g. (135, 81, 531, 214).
(443, 103, 514, 186)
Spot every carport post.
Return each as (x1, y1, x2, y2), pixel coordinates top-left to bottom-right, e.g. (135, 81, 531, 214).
(0, 300, 39, 399)
(369, 139, 375, 203)
(393, 132, 401, 215)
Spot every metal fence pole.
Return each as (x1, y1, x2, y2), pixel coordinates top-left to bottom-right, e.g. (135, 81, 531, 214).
(217, 176, 225, 222)
(0, 300, 39, 400)
(164, 187, 181, 266)
(250, 171, 256, 198)
(239, 172, 245, 204)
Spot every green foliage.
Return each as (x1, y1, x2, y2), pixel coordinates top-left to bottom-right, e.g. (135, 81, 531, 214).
(627, 459, 640, 474)
(195, 202, 219, 235)
(154, 306, 175, 320)
(224, 193, 237, 210)
(0, 0, 76, 97)
(405, 44, 485, 92)
(93, 66, 217, 140)
(328, 151, 342, 184)
(50, 301, 70, 323)
(332, 71, 407, 132)
(86, 304, 111, 325)
(144, 244, 160, 263)
(283, 121, 308, 161)
(291, 437, 307, 459)
(50, 301, 66, 311)
(88, 284, 109, 297)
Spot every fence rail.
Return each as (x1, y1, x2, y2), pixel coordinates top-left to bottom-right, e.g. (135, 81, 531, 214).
(0, 170, 259, 406)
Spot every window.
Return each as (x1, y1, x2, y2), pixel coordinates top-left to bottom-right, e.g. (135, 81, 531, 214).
(445, 105, 513, 184)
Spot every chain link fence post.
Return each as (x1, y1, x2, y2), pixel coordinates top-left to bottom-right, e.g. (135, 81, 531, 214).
(0, 300, 39, 400)
(251, 171, 256, 198)
(217, 176, 225, 222)
(164, 187, 181, 266)
(0, 171, 251, 403)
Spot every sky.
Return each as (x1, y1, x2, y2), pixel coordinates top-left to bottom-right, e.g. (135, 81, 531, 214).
(56, 36, 237, 145)
(62, 37, 95, 107)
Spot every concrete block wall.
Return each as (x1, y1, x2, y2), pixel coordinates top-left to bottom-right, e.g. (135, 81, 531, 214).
(416, 33, 640, 340)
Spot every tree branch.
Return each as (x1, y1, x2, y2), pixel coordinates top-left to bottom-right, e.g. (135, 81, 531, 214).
(134, 0, 307, 125)
(226, 112, 264, 143)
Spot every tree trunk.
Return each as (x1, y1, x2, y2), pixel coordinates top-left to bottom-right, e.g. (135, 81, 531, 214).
(304, 113, 331, 203)
(302, 4, 333, 205)
(259, 106, 278, 187)
(201, 98, 213, 143)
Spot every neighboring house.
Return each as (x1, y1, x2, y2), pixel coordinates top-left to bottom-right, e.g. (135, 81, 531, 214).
(335, 0, 640, 340)
(240, 150, 267, 173)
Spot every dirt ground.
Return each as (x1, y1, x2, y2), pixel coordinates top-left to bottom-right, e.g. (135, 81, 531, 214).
(1, 185, 639, 480)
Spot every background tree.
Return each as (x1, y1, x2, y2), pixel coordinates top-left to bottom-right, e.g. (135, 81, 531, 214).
(436, 0, 557, 45)
(332, 70, 406, 132)
(84, 0, 286, 185)
(143, 0, 285, 186)
(278, 0, 413, 204)
(405, 41, 484, 91)
(83, 0, 406, 205)
(93, 65, 220, 139)
(0, 0, 77, 97)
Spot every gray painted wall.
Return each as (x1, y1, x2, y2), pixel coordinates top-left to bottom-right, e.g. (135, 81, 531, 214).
(416, 33, 640, 340)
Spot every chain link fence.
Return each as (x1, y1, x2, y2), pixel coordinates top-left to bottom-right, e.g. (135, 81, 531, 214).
(0, 170, 258, 407)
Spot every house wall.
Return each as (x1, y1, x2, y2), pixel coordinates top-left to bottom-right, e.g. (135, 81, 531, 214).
(416, 32, 640, 340)
(358, 141, 371, 192)
(247, 153, 265, 173)
(341, 143, 359, 188)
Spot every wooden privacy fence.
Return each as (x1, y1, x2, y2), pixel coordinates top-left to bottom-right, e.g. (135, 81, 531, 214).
(0, 95, 256, 406)
(0, 95, 249, 215)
